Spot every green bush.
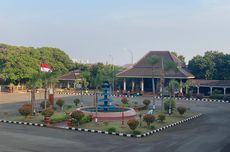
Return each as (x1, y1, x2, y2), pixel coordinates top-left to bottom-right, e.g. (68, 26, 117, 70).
(40, 101, 51, 109)
(150, 125, 156, 130)
(185, 92, 192, 98)
(132, 130, 142, 135)
(210, 94, 224, 100)
(143, 99, 151, 108)
(177, 106, 187, 115)
(51, 114, 68, 123)
(80, 115, 93, 124)
(71, 110, 84, 123)
(73, 98, 80, 107)
(127, 119, 139, 131)
(41, 108, 54, 117)
(56, 98, 65, 110)
(107, 127, 116, 133)
(18, 104, 32, 118)
(143, 114, 155, 127)
(158, 114, 166, 122)
(164, 99, 176, 112)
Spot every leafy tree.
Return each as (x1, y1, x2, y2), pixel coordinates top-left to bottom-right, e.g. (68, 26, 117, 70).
(188, 51, 230, 80)
(143, 99, 151, 108)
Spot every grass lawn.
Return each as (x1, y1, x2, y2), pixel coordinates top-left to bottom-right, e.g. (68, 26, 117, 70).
(79, 111, 198, 134)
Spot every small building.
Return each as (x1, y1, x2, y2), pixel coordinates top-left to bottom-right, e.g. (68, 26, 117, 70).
(58, 70, 81, 89)
(189, 79, 230, 96)
(116, 51, 195, 95)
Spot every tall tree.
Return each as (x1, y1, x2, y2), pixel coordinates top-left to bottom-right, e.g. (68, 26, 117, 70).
(146, 55, 178, 111)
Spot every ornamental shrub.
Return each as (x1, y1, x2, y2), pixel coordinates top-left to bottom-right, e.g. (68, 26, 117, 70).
(18, 104, 32, 118)
(158, 114, 166, 122)
(80, 115, 93, 124)
(185, 92, 192, 98)
(70, 110, 84, 123)
(121, 97, 129, 104)
(143, 99, 151, 108)
(132, 130, 142, 135)
(150, 125, 156, 130)
(107, 127, 116, 133)
(177, 106, 187, 115)
(73, 98, 80, 107)
(56, 98, 65, 110)
(164, 99, 176, 112)
(143, 114, 155, 127)
(127, 119, 139, 131)
(41, 108, 54, 117)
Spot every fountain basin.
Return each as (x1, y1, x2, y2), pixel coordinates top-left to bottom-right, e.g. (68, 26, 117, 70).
(78, 106, 137, 121)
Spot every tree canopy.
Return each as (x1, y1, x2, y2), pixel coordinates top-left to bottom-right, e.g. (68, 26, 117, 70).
(0, 44, 74, 84)
(188, 51, 230, 80)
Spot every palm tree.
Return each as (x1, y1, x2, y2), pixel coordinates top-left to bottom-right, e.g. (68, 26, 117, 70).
(147, 55, 178, 112)
(168, 79, 180, 115)
(169, 79, 180, 98)
(27, 72, 42, 114)
(184, 80, 191, 94)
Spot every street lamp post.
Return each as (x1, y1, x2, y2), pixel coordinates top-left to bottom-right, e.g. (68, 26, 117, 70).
(124, 48, 133, 64)
(109, 54, 115, 95)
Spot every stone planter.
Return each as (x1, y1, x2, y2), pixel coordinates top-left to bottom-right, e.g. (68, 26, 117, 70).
(66, 119, 72, 127)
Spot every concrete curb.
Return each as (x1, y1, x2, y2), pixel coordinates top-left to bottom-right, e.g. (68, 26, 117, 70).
(0, 113, 202, 138)
(56, 92, 229, 103)
(153, 96, 229, 104)
(56, 92, 136, 98)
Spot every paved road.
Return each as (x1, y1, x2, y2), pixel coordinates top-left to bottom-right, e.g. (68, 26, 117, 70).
(0, 94, 230, 152)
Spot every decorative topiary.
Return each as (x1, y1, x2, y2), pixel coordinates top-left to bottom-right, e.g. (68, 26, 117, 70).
(158, 114, 166, 122)
(121, 97, 129, 104)
(177, 106, 187, 115)
(70, 110, 84, 126)
(143, 99, 151, 108)
(41, 108, 54, 117)
(56, 98, 65, 110)
(127, 119, 139, 131)
(73, 98, 80, 107)
(143, 114, 155, 127)
(18, 104, 32, 118)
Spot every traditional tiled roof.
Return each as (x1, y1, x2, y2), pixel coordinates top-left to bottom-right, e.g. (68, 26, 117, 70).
(116, 51, 194, 78)
(189, 79, 230, 87)
(59, 70, 81, 81)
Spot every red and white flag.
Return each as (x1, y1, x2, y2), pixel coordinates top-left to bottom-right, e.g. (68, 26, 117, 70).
(40, 63, 52, 72)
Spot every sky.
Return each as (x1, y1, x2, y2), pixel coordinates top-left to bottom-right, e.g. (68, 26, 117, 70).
(1, 0, 230, 65)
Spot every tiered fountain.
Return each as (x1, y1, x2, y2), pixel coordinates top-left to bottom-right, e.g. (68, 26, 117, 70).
(78, 81, 136, 120)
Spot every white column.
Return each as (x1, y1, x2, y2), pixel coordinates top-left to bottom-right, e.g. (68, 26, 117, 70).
(180, 79, 183, 94)
(131, 80, 135, 91)
(123, 78, 126, 92)
(197, 86, 200, 95)
(210, 87, 213, 95)
(141, 78, 144, 92)
(224, 88, 226, 95)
